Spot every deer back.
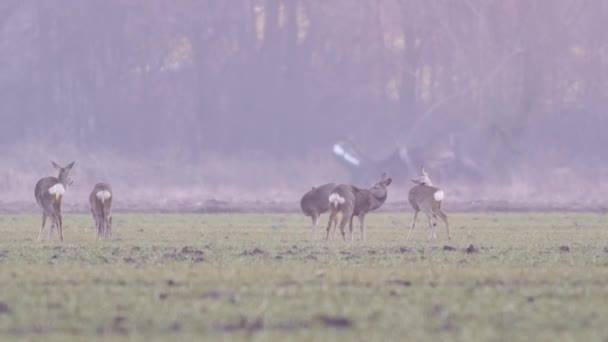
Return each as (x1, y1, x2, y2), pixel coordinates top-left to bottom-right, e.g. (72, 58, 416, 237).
(300, 183, 336, 216)
(408, 184, 442, 211)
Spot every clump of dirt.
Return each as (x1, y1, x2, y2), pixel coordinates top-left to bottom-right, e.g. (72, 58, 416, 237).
(270, 320, 311, 331)
(465, 244, 479, 254)
(166, 279, 180, 287)
(179, 246, 206, 262)
(443, 245, 457, 251)
(398, 247, 412, 253)
(0, 302, 11, 314)
(202, 290, 239, 303)
(387, 279, 412, 287)
(240, 248, 266, 256)
(559, 245, 570, 252)
(474, 279, 506, 288)
(216, 316, 264, 333)
(167, 322, 181, 332)
(112, 316, 128, 335)
(315, 315, 354, 329)
(181, 246, 204, 255)
(162, 249, 187, 261)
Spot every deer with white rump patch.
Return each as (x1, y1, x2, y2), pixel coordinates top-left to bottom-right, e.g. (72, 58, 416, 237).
(407, 167, 451, 240)
(326, 174, 392, 241)
(89, 183, 113, 238)
(300, 183, 336, 239)
(34, 161, 75, 241)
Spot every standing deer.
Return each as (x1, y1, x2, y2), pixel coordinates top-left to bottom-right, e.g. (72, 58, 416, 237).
(89, 183, 113, 238)
(407, 167, 451, 240)
(300, 183, 336, 239)
(326, 174, 392, 241)
(34, 161, 75, 241)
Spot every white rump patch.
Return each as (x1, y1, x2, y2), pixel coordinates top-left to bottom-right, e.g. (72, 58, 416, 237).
(48, 184, 65, 199)
(434, 190, 444, 201)
(96, 190, 112, 203)
(329, 193, 346, 207)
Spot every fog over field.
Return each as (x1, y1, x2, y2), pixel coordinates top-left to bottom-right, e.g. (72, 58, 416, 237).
(1, 1, 607, 212)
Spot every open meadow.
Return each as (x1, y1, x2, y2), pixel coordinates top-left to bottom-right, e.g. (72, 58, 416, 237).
(1, 212, 608, 341)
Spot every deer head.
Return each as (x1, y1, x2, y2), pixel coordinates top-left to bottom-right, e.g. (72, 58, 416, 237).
(52, 161, 75, 186)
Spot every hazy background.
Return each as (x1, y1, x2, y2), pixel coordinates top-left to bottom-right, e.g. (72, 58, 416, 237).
(1, 1, 607, 212)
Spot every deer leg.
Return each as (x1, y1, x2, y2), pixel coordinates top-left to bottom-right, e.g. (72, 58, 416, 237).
(37, 213, 47, 242)
(101, 214, 106, 239)
(332, 214, 339, 240)
(58, 213, 63, 242)
(348, 216, 354, 242)
(108, 216, 113, 238)
(433, 208, 451, 240)
(406, 210, 419, 240)
(326, 212, 336, 240)
(358, 214, 366, 241)
(310, 214, 318, 240)
(338, 213, 350, 242)
(425, 212, 437, 241)
(103, 217, 108, 239)
(96, 216, 101, 239)
(48, 215, 55, 240)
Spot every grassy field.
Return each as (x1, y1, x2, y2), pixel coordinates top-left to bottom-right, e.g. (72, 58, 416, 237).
(0, 212, 607, 341)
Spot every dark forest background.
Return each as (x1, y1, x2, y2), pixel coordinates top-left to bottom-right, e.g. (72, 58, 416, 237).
(1, 1, 607, 210)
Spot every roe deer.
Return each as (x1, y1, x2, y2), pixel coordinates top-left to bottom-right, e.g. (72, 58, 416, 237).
(326, 174, 392, 241)
(34, 161, 75, 241)
(407, 167, 450, 240)
(89, 183, 113, 238)
(300, 183, 336, 239)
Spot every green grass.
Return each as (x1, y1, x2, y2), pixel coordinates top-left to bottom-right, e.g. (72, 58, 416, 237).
(0, 212, 608, 341)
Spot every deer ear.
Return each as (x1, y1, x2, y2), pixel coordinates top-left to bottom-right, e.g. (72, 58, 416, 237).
(66, 161, 75, 170)
(52, 161, 61, 170)
(411, 179, 421, 185)
(384, 178, 392, 186)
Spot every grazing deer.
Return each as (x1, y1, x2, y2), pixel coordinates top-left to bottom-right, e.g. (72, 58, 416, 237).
(300, 183, 336, 239)
(89, 183, 113, 238)
(34, 161, 75, 241)
(326, 174, 392, 241)
(407, 167, 451, 240)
